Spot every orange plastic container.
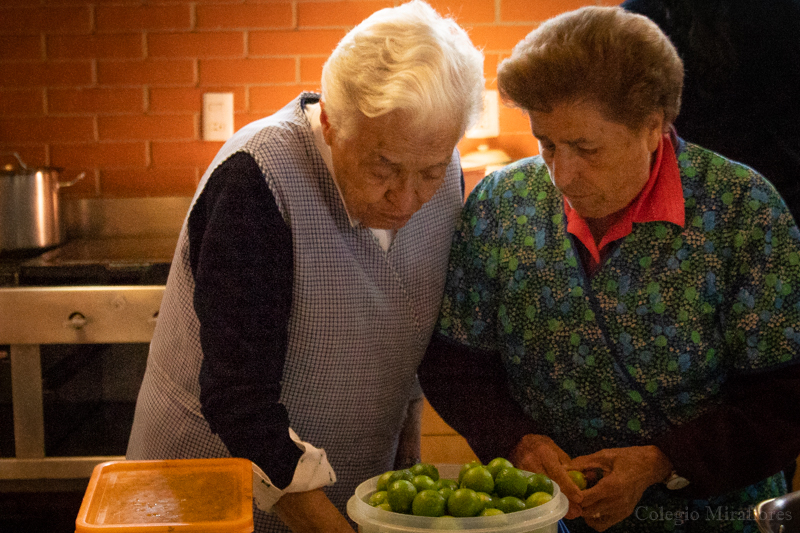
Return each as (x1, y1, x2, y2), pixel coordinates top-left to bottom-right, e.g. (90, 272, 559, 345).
(75, 458, 253, 533)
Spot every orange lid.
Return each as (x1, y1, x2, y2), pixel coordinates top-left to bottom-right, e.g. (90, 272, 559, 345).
(75, 458, 253, 533)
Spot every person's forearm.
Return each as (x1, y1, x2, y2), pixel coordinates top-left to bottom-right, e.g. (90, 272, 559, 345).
(418, 333, 537, 462)
(273, 489, 356, 533)
(192, 151, 301, 488)
(653, 362, 800, 497)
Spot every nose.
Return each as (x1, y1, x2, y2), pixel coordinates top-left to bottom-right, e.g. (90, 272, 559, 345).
(549, 148, 580, 192)
(387, 177, 422, 216)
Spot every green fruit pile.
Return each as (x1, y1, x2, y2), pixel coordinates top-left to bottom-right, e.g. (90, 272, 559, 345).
(366, 458, 556, 518)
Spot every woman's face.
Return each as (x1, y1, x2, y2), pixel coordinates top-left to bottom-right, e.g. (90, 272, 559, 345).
(321, 105, 461, 230)
(528, 100, 663, 220)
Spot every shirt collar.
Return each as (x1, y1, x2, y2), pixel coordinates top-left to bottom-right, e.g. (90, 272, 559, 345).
(564, 133, 685, 266)
(304, 101, 361, 227)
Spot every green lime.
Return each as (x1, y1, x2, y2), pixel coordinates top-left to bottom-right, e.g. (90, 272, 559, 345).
(387, 479, 417, 514)
(495, 495, 527, 514)
(413, 474, 437, 492)
(368, 490, 388, 507)
(434, 478, 458, 491)
(494, 467, 529, 498)
(477, 491, 495, 509)
(458, 460, 482, 485)
(460, 466, 495, 493)
(375, 502, 392, 512)
(438, 487, 455, 501)
(525, 473, 554, 497)
(410, 462, 440, 481)
(481, 507, 505, 516)
(447, 488, 484, 517)
(486, 457, 515, 479)
(411, 489, 447, 517)
(568, 470, 587, 490)
(525, 491, 553, 508)
(376, 471, 394, 491)
(388, 469, 414, 484)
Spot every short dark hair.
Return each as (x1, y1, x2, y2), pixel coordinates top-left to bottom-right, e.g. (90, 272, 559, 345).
(497, 6, 684, 132)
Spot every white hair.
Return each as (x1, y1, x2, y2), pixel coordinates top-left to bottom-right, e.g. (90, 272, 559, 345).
(321, 0, 485, 139)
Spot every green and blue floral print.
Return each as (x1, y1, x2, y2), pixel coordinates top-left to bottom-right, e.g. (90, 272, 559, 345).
(437, 139, 800, 532)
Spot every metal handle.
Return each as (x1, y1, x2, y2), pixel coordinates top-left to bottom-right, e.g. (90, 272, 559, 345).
(12, 152, 28, 171)
(57, 172, 86, 189)
(63, 312, 87, 330)
(2, 152, 29, 172)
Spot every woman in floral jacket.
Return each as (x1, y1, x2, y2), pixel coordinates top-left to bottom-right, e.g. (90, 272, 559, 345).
(419, 7, 800, 533)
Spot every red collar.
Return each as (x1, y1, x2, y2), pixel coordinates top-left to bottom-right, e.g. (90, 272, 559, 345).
(564, 133, 685, 272)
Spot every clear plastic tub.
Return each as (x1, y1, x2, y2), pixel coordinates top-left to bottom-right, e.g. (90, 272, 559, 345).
(347, 464, 569, 533)
(75, 458, 254, 533)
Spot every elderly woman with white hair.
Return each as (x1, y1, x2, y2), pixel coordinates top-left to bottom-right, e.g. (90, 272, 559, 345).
(126, 2, 484, 531)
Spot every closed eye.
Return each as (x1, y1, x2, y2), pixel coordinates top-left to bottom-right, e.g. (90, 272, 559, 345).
(422, 163, 449, 181)
(539, 141, 555, 153)
(370, 157, 398, 180)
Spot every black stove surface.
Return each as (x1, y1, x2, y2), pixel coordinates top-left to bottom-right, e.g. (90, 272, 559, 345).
(0, 245, 59, 262)
(1, 237, 175, 287)
(0, 247, 53, 286)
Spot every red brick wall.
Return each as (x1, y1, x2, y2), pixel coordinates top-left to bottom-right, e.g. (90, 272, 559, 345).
(0, 0, 618, 198)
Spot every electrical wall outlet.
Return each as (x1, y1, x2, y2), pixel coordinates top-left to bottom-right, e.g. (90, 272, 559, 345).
(466, 89, 500, 139)
(202, 93, 234, 141)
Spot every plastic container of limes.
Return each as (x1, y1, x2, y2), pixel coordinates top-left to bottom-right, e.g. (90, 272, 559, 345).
(347, 464, 568, 533)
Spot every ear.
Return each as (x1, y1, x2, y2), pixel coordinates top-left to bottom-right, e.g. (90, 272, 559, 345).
(645, 111, 665, 153)
(319, 101, 334, 147)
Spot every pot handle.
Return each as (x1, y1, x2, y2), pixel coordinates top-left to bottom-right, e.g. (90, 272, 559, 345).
(57, 172, 86, 189)
(12, 152, 28, 171)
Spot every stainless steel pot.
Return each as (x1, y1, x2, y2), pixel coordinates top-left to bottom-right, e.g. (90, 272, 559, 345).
(0, 153, 84, 252)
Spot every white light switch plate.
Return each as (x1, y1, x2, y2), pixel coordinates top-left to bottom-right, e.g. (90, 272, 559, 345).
(203, 92, 234, 141)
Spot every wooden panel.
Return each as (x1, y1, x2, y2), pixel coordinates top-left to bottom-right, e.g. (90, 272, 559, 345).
(421, 436, 478, 465)
(421, 399, 478, 464)
(421, 399, 458, 436)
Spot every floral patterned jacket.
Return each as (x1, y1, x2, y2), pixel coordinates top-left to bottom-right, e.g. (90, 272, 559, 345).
(428, 138, 800, 532)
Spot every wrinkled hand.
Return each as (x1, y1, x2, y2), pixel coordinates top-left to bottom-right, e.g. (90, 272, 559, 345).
(568, 445, 672, 531)
(273, 489, 356, 533)
(509, 434, 583, 519)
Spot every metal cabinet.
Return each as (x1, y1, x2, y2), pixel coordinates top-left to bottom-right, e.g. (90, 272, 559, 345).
(0, 286, 163, 480)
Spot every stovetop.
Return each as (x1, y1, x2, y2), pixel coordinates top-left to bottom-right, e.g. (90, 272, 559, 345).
(0, 236, 176, 287)
(0, 196, 190, 287)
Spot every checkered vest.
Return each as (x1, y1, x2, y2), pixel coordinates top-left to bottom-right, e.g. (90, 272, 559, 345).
(127, 94, 463, 530)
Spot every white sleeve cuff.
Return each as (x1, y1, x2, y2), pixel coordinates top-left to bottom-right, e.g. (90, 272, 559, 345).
(251, 428, 337, 512)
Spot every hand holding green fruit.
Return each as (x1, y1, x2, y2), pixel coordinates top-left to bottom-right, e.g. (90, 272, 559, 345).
(567, 469, 587, 490)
